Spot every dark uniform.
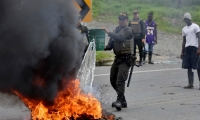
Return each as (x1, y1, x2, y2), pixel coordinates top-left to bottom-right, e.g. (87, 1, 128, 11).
(77, 23, 89, 54)
(128, 10, 145, 66)
(77, 24, 89, 45)
(104, 13, 134, 110)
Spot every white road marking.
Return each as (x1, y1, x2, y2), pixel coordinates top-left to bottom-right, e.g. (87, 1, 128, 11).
(94, 68, 182, 77)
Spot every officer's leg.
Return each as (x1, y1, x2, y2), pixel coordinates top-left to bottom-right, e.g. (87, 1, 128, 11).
(138, 39, 143, 66)
(112, 62, 130, 110)
(184, 69, 194, 88)
(116, 63, 130, 96)
(134, 39, 140, 65)
(143, 43, 147, 64)
(110, 60, 119, 91)
(133, 39, 137, 56)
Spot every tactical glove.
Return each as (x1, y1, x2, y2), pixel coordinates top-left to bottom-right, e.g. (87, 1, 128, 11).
(129, 55, 137, 66)
(104, 46, 112, 51)
(104, 46, 108, 51)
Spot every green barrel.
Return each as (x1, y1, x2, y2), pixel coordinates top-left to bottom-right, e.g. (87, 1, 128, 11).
(88, 29, 105, 51)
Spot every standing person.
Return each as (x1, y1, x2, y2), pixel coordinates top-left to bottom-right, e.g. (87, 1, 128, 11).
(143, 12, 157, 64)
(77, 16, 89, 52)
(181, 13, 200, 89)
(128, 10, 145, 66)
(103, 12, 134, 111)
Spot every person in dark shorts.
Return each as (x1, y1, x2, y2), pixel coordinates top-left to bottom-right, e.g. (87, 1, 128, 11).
(181, 13, 200, 89)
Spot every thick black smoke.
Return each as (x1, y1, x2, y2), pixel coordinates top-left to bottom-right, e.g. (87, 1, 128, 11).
(0, 0, 85, 103)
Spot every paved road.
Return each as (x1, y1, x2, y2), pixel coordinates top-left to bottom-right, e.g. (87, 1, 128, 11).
(93, 61, 200, 120)
(0, 93, 30, 120)
(1, 60, 200, 120)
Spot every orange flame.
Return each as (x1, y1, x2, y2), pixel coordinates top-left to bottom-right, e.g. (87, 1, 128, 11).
(15, 79, 102, 120)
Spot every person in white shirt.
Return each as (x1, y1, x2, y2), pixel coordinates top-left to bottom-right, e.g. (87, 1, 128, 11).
(180, 13, 200, 89)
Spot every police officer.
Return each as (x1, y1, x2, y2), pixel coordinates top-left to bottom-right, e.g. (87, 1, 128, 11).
(128, 10, 145, 66)
(77, 16, 89, 52)
(102, 12, 134, 111)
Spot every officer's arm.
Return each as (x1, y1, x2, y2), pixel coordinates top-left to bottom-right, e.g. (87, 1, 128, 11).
(108, 29, 133, 41)
(128, 21, 131, 27)
(85, 26, 90, 43)
(105, 38, 113, 50)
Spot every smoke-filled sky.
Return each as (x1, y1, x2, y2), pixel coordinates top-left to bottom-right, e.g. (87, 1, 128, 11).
(0, 0, 85, 104)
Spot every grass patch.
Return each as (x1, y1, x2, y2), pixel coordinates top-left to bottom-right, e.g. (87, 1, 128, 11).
(92, 0, 200, 33)
(96, 51, 114, 62)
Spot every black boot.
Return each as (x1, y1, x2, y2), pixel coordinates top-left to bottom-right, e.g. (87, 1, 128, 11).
(143, 52, 146, 64)
(148, 52, 154, 64)
(138, 55, 142, 66)
(112, 95, 123, 111)
(137, 51, 143, 66)
(121, 95, 127, 108)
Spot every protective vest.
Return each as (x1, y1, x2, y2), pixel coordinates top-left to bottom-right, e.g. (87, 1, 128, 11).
(113, 27, 134, 56)
(129, 19, 142, 34)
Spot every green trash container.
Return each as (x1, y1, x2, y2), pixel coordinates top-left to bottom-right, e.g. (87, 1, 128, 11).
(88, 29, 105, 51)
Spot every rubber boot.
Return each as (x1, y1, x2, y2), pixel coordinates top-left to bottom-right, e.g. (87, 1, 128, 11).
(197, 70, 200, 90)
(112, 95, 123, 111)
(148, 52, 154, 64)
(143, 52, 146, 64)
(188, 71, 194, 87)
(184, 69, 194, 89)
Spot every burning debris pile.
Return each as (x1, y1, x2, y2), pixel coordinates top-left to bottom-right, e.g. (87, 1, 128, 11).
(16, 80, 122, 120)
(16, 80, 102, 119)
